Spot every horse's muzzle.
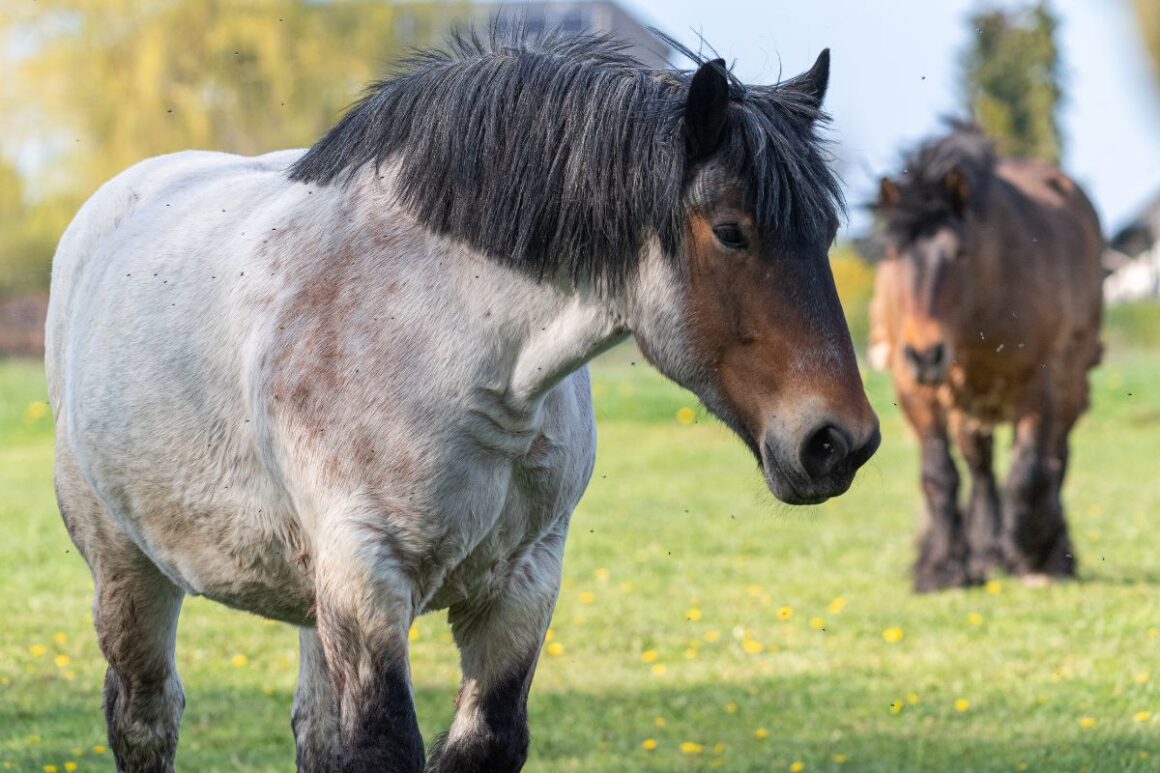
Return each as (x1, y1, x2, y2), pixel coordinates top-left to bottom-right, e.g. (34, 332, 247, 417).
(761, 422, 881, 505)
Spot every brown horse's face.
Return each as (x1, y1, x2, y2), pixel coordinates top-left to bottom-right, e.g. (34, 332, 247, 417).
(631, 56, 879, 505)
(888, 223, 969, 386)
(682, 182, 879, 505)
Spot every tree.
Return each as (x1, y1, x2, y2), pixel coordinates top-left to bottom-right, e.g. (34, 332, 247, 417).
(1135, 0, 1160, 85)
(962, 3, 1064, 163)
(0, 0, 462, 296)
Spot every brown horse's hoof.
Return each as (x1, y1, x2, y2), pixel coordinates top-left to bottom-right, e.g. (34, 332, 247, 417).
(913, 561, 979, 593)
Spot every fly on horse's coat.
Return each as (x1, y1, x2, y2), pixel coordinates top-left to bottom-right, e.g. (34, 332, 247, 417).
(47, 28, 879, 772)
(868, 122, 1103, 593)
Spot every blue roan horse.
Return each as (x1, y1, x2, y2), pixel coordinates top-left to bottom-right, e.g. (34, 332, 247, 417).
(46, 30, 879, 772)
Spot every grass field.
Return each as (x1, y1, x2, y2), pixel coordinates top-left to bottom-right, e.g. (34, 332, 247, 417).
(2, 318, 1159, 771)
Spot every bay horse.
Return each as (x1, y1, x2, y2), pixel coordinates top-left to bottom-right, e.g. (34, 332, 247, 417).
(869, 123, 1102, 593)
(46, 30, 879, 772)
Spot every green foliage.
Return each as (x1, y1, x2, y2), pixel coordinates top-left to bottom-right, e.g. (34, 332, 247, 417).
(2, 346, 1160, 770)
(0, 0, 463, 296)
(962, 3, 1064, 162)
(1135, 0, 1160, 85)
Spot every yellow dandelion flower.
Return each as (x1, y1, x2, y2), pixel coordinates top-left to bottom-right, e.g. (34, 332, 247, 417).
(594, 567, 610, 581)
(724, 702, 738, 714)
(882, 627, 904, 643)
(43, 765, 57, 773)
(679, 742, 704, 754)
(618, 581, 634, 593)
(833, 753, 848, 764)
(790, 761, 805, 772)
(827, 596, 847, 614)
(544, 629, 554, 642)
(25, 401, 48, 423)
(754, 727, 769, 740)
(713, 742, 726, 753)
(776, 606, 793, 621)
(1135, 672, 1150, 685)
(890, 701, 904, 715)
(1078, 716, 1095, 729)
(642, 649, 658, 663)
(675, 407, 696, 425)
(408, 626, 421, 642)
(30, 644, 46, 657)
(985, 580, 1002, 594)
(704, 630, 720, 643)
(742, 639, 764, 654)
(654, 716, 666, 728)
(578, 591, 594, 605)
(54, 655, 71, 668)
(231, 654, 248, 667)
(92, 745, 106, 755)
(52, 633, 68, 646)
(546, 642, 564, 657)
(907, 693, 920, 705)
(27, 736, 39, 745)
(954, 699, 970, 712)
(967, 612, 984, 625)
(686, 608, 702, 622)
(809, 617, 826, 630)
(641, 738, 657, 751)
(650, 663, 667, 676)
(1134, 711, 1151, 722)
(65, 763, 77, 772)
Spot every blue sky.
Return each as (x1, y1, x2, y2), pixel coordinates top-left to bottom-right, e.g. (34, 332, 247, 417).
(616, 0, 1160, 236)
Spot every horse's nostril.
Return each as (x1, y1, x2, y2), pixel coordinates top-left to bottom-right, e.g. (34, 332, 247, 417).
(800, 424, 852, 482)
(929, 343, 946, 367)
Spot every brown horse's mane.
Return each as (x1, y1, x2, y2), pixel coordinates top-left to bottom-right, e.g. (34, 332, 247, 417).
(875, 120, 996, 243)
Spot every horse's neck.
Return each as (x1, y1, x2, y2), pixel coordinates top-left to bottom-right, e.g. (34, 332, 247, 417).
(326, 171, 631, 415)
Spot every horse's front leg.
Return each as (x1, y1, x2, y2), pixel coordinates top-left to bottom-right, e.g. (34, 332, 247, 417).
(427, 528, 566, 772)
(1003, 410, 1075, 579)
(292, 628, 338, 772)
(313, 523, 425, 773)
(903, 394, 970, 592)
(954, 423, 1003, 580)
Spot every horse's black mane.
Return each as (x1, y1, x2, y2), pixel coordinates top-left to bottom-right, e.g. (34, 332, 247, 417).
(289, 27, 842, 289)
(875, 120, 997, 243)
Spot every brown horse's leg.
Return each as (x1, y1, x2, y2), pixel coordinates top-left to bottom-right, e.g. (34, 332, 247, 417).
(293, 628, 339, 772)
(428, 529, 565, 773)
(955, 423, 1003, 580)
(903, 394, 971, 592)
(1002, 411, 1076, 578)
(313, 526, 424, 773)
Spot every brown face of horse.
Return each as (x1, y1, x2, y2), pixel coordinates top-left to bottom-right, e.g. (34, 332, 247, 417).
(637, 55, 879, 505)
(878, 174, 973, 386)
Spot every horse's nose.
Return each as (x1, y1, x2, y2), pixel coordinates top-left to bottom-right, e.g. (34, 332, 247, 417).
(903, 342, 949, 384)
(798, 421, 881, 487)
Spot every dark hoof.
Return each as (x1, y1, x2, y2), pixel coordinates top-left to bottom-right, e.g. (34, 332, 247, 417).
(913, 559, 979, 593)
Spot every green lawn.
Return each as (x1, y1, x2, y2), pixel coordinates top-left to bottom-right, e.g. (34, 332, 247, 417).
(1, 337, 1158, 772)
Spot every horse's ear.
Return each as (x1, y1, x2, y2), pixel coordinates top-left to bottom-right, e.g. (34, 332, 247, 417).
(785, 48, 831, 110)
(945, 168, 970, 215)
(685, 58, 730, 159)
(877, 177, 901, 210)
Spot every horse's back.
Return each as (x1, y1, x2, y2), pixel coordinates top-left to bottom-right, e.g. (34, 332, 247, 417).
(46, 149, 303, 404)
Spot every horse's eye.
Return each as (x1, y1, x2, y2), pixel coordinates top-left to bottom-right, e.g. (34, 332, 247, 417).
(712, 224, 748, 250)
